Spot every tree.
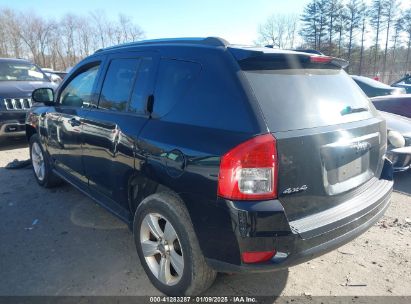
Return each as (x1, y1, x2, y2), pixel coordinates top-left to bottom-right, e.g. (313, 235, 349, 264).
(300, 1, 319, 49)
(369, 0, 386, 75)
(391, 14, 403, 68)
(358, 8, 368, 75)
(0, 9, 23, 58)
(299, 0, 328, 51)
(90, 10, 110, 49)
(0, 8, 145, 70)
(334, 4, 349, 57)
(18, 13, 50, 64)
(316, 0, 329, 51)
(404, 9, 411, 71)
(382, 0, 399, 81)
(325, 0, 343, 54)
(77, 16, 93, 58)
(257, 0, 411, 80)
(346, 0, 365, 68)
(60, 14, 79, 67)
(258, 14, 298, 48)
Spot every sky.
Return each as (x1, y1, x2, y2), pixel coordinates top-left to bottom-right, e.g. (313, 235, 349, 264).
(0, 0, 311, 44)
(2, 0, 411, 46)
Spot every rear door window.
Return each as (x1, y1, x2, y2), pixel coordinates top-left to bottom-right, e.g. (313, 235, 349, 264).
(244, 69, 375, 132)
(98, 58, 140, 112)
(153, 59, 201, 117)
(129, 58, 154, 115)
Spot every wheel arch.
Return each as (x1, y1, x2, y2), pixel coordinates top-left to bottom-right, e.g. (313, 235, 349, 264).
(26, 124, 37, 142)
(127, 174, 191, 224)
(128, 173, 219, 274)
(128, 173, 163, 215)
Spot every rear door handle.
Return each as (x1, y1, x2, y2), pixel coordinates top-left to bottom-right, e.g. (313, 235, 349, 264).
(69, 118, 81, 127)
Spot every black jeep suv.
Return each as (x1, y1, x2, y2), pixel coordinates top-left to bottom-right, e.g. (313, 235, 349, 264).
(0, 58, 55, 143)
(26, 37, 393, 295)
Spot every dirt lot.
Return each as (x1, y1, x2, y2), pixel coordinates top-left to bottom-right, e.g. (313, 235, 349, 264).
(0, 138, 410, 299)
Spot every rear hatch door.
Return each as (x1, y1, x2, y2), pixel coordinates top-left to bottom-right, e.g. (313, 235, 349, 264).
(235, 49, 387, 233)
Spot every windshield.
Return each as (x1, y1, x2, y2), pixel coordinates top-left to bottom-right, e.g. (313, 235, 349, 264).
(244, 69, 376, 132)
(0, 61, 47, 81)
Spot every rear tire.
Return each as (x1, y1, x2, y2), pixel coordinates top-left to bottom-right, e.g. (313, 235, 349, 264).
(29, 134, 62, 187)
(133, 192, 216, 295)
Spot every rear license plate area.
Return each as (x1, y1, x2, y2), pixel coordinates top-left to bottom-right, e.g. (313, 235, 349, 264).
(336, 152, 369, 183)
(320, 132, 379, 195)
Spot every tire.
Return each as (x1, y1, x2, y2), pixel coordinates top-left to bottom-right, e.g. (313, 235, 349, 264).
(29, 134, 62, 187)
(134, 192, 216, 296)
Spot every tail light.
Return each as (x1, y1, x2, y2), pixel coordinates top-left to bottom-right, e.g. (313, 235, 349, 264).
(310, 55, 333, 63)
(218, 133, 277, 200)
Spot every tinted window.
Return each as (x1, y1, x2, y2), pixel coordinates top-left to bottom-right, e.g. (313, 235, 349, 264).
(129, 58, 154, 114)
(153, 59, 201, 117)
(60, 65, 100, 107)
(99, 58, 140, 112)
(244, 69, 375, 132)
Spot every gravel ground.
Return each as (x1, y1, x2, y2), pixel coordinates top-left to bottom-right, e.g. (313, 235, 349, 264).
(0, 138, 410, 298)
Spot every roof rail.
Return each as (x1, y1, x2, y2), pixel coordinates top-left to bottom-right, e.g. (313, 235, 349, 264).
(95, 37, 229, 53)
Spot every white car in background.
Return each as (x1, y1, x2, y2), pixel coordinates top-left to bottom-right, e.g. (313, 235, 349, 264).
(380, 111, 411, 172)
(41, 68, 63, 84)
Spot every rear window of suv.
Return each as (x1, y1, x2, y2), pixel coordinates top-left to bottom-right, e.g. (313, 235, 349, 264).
(244, 68, 375, 132)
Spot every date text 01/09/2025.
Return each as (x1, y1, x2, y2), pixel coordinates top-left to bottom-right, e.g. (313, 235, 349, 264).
(149, 296, 257, 303)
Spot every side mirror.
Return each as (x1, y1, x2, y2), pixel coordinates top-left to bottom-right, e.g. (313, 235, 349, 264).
(32, 88, 55, 106)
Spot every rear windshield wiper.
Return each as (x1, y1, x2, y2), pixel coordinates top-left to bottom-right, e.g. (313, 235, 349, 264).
(340, 106, 368, 116)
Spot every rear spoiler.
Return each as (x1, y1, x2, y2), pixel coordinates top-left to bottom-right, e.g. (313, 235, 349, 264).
(229, 48, 349, 70)
(309, 55, 349, 69)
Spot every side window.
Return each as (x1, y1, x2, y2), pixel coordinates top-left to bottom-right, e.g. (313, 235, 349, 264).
(153, 59, 201, 117)
(129, 58, 154, 114)
(98, 58, 140, 112)
(60, 65, 100, 107)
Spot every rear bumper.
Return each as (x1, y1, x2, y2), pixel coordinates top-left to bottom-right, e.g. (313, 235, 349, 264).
(205, 178, 393, 273)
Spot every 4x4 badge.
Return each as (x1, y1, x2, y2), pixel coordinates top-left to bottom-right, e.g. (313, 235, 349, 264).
(282, 185, 308, 195)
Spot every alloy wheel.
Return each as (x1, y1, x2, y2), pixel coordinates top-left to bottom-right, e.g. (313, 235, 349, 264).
(31, 142, 45, 181)
(140, 213, 184, 286)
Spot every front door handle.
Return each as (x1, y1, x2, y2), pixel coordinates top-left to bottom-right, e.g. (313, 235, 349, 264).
(69, 118, 81, 127)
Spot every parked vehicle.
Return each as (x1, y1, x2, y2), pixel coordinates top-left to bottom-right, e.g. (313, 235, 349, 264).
(352, 79, 411, 171)
(352, 75, 406, 97)
(0, 58, 56, 143)
(371, 95, 411, 119)
(41, 67, 68, 81)
(380, 111, 411, 172)
(41, 68, 63, 84)
(55, 71, 68, 79)
(391, 74, 411, 93)
(26, 37, 393, 295)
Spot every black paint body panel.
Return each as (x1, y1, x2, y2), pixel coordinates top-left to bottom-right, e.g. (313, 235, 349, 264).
(25, 41, 393, 271)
